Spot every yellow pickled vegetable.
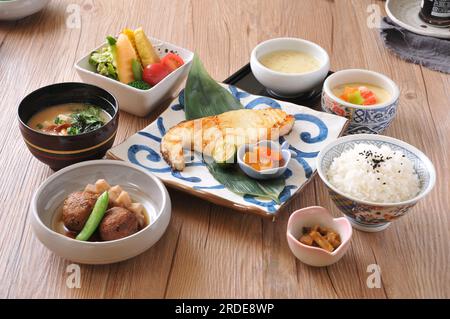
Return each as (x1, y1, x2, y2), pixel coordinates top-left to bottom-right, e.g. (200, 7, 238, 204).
(134, 27, 160, 67)
(122, 28, 139, 59)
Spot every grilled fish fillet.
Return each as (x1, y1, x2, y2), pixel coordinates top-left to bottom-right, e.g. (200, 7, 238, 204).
(161, 108, 295, 171)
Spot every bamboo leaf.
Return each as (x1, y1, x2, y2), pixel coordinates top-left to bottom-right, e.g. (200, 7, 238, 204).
(206, 162, 285, 204)
(185, 54, 243, 120)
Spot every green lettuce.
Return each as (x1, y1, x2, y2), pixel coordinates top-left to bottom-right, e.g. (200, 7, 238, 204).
(89, 42, 118, 80)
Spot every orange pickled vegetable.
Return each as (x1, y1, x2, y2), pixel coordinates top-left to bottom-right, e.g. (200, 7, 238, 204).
(244, 145, 284, 171)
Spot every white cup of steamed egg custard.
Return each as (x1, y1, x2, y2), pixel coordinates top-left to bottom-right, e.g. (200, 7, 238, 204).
(251, 38, 330, 97)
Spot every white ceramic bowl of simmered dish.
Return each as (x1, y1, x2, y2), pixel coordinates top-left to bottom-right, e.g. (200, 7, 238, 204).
(75, 38, 194, 117)
(0, 0, 49, 20)
(321, 69, 400, 134)
(250, 37, 330, 97)
(31, 160, 171, 264)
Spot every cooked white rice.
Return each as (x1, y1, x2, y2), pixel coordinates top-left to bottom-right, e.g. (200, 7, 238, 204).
(327, 143, 420, 203)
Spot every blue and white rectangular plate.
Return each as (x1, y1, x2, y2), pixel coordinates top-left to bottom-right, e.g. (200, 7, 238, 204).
(108, 84, 348, 218)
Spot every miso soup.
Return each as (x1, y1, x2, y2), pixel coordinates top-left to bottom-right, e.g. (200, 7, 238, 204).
(28, 103, 110, 136)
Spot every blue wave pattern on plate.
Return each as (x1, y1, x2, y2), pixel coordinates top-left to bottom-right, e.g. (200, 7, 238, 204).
(157, 117, 167, 136)
(229, 85, 251, 100)
(121, 84, 343, 214)
(129, 118, 203, 183)
(245, 97, 281, 110)
(294, 114, 328, 144)
(137, 131, 161, 143)
(171, 90, 185, 111)
(128, 143, 204, 182)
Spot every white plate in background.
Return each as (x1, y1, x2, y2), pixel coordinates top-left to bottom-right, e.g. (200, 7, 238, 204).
(0, 0, 50, 20)
(386, 0, 450, 39)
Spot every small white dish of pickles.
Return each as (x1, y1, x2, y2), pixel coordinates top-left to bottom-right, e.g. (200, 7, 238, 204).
(237, 141, 294, 180)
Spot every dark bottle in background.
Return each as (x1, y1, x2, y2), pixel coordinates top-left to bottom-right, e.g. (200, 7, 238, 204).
(419, 0, 450, 27)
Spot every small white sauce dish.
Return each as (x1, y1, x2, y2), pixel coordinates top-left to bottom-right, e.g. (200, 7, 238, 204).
(0, 0, 49, 21)
(31, 160, 171, 264)
(75, 38, 194, 117)
(287, 206, 352, 267)
(250, 37, 330, 97)
(237, 140, 293, 180)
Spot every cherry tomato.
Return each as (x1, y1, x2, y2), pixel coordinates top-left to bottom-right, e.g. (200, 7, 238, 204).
(161, 53, 185, 71)
(142, 63, 171, 86)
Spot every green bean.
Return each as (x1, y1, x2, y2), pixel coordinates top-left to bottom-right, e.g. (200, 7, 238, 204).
(76, 191, 109, 241)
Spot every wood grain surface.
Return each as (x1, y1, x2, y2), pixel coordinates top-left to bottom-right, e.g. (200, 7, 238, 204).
(0, 0, 448, 299)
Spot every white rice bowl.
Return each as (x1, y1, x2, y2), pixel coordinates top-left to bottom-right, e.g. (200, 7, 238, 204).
(326, 143, 420, 203)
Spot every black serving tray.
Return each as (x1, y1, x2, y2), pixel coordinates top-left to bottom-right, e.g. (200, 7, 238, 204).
(223, 63, 333, 110)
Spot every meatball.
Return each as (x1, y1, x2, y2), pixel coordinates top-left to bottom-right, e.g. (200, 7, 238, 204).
(99, 207, 139, 241)
(62, 191, 99, 232)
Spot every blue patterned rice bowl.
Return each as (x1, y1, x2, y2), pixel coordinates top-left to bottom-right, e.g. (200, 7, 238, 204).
(316, 134, 436, 232)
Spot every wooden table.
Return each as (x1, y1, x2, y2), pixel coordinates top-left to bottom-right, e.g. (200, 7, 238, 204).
(0, 0, 448, 299)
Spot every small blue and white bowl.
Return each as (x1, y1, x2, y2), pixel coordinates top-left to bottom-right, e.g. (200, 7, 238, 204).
(316, 134, 436, 232)
(321, 69, 400, 135)
(238, 141, 293, 180)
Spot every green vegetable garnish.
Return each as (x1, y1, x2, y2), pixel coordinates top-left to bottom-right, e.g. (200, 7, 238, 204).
(212, 141, 237, 167)
(76, 191, 109, 241)
(67, 126, 79, 135)
(347, 90, 364, 105)
(89, 36, 118, 80)
(54, 117, 63, 125)
(128, 80, 151, 90)
(68, 105, 105, 135)
(106, 36, 117, 62)
(132, 59, 143, 81)
(36, 123, 43, 129)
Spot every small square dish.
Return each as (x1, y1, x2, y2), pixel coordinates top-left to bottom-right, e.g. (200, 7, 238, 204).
(75, 37, 194, 117)
(107, 84, 348, 218)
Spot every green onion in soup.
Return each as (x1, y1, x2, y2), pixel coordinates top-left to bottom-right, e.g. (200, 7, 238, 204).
(28, 103, 110, 136)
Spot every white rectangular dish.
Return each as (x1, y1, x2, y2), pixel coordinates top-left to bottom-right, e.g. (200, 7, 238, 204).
(75, 37, 194, 117)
